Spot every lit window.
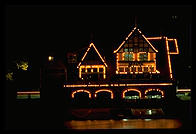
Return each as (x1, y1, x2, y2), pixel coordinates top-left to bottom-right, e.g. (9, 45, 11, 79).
(124, 48, 128, 52)
(124, 53, 133, 61)
(139, 53, 148, 61)
(129, 48, 133, 52)
(124, 53, 129, 61)
(129, 53, 134, 61)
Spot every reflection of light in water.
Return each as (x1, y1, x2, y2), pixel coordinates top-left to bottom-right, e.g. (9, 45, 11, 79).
(144, 119, 152, 121)
(148, 109, 152, 115)
(65, 119, 182, 129)
(122, 119, 128, 121)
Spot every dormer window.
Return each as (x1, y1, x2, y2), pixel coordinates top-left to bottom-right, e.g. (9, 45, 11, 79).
(114, 27, 160, 75)
(77, 43, 107, 80)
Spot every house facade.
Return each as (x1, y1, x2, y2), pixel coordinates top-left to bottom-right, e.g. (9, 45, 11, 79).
(64, 26, 179, 104)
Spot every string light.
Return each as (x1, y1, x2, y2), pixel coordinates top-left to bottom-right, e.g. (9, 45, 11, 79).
(144, 88, 164, 97)
(122, 89, 142, 98)
(77, 43, 107, 68)
(65, 83, 172, 88)
(71, 90, 91, 98)
(95, 89, 114, 99)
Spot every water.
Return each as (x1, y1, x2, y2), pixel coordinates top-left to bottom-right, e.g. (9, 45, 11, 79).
(64, 118, 182, 129)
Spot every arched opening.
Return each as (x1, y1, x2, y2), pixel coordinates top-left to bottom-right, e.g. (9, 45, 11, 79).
(94, 89, 113, 106)
(122, 89, 141, 99)
(71, 90, 91, 107)
(145, 89, 164, 99)
(95, 89, 114, 99)
(72, 90, 91, 99)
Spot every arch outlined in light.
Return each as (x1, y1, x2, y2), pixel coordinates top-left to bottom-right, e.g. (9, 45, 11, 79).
(94, 89, 114, 99)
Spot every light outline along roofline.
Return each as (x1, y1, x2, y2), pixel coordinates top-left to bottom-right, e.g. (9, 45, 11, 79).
(147, 37, 179, 54)
(145, 36, 179, 79)
(168, 39, 179, 54)
(77, 42, 108, 68)
(114, 27, 158, 53)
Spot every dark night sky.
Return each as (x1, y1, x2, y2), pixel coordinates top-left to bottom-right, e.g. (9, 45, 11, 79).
(5, 4, 192, 84)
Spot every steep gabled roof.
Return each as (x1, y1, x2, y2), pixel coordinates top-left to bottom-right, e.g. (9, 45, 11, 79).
(113, 27, 158, 53)
(77, 43, 108, 68)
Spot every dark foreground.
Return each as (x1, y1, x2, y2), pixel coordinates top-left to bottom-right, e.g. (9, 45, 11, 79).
(5, 98, 192, 130)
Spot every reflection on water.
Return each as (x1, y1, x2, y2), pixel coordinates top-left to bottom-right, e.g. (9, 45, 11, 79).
(64, 119, 182, 129)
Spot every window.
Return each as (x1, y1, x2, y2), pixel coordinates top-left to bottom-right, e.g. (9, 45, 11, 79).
(149, 66, 154, 72)
(129, 53, 134, 61)
(119, 67, 124, 72)
(82, 68, 85, 72)
(124, 53, 133, 61)
(125, 67, 129, 72)
(93, 68, 97, 72)
(139, 53, 148, 61)
(80, 66, 105, 81)
(99, 68, 103, 72)
(131, 67, 136, 72)
(124, 48, 128, 52)
(124, 53, 129, 61)
(138, 67, 142, 72)
(87, 68, 91, 72)
(144, 67, 148, 72)
(129, 48, 133, 52)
